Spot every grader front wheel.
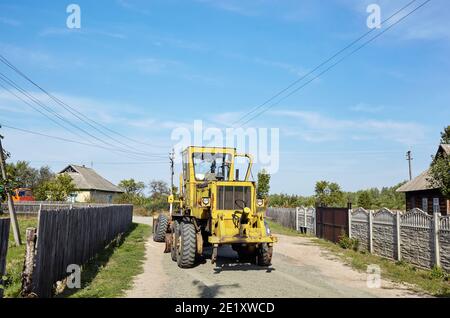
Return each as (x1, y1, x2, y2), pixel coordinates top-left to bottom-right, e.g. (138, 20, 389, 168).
(257, 243, 273, 267)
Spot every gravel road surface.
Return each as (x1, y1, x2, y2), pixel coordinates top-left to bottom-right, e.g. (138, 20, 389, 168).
(127, 216, 425, 298)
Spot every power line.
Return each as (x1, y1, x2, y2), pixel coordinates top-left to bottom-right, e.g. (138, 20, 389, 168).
(237, 0, 431, 127)
(232, 0, 418, 127)
(0, 124, 168, 162)
(0, 53, 168, 150)
(0, 72, 166, 159)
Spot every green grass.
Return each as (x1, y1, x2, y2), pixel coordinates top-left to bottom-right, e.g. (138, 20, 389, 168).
(58, 223, 151, 298)
(266, 220, 306, 237)
(269, 220, 450, 297)
(2, 216, 38, 298)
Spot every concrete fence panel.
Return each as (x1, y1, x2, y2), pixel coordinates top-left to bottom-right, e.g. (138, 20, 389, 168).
(400, 209, 434, 269)
(440, 216, 450, 272)
(372, 208, 397, 260)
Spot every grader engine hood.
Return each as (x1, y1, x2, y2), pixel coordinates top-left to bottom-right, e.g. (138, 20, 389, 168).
(204, 181, 276, 245)
(215, 184, 252, 210)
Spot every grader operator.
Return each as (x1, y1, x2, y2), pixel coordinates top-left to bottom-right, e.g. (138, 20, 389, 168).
(153, 146, 277, 268)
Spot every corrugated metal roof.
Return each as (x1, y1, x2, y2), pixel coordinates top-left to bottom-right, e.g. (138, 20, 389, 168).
(396, 169, 439, 192)
(59, 164, 123, 193)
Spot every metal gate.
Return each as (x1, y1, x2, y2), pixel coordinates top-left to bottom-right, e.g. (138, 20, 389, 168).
(316, 207, 349, 243)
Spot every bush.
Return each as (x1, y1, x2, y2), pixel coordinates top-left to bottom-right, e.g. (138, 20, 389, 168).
(430, 266, 448, 280)
(338, 232, 359, 251)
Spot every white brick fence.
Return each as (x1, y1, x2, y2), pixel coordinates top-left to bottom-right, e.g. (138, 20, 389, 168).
(266, 207, 450, 272)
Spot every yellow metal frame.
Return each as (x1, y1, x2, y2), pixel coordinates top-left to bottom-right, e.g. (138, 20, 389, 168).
(174, 146, 277, 246)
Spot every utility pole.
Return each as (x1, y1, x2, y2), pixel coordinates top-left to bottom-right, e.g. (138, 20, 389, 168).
(169, 148, 175, 216)
(406, 150, 413, 181)
(0, 128, 22, 245)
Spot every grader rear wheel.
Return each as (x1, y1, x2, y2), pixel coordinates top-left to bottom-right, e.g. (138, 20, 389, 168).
(177, 221, 197, 268)
(153, 214, 169, 242)
(171, 220, 180, 262)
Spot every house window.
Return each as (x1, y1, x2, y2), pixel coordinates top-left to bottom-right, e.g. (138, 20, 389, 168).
(422, 198, 428, 212)
(433, 198, 440, 214)
(410, 196, 416, 209)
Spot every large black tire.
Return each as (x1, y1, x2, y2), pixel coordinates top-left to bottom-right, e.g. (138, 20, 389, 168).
(153, 214, 169, 242)
(171, 220, 180, 261)
(257, 243, 273, 266)
(177, 221, 197, 268)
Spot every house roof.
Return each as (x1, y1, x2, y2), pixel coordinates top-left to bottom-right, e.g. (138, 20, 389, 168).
(396, 169, 439, 193)
(438, 144, 450, 156)
(59, 164, 123, 193)
(397, 144, 449, 193)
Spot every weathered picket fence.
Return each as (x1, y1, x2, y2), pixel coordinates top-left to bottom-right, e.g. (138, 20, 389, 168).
(1, 202, 111, 215)
(28, 205, 133, 297)
(0, 218, 10, 298)
(266, 207, 315, 234)
(266, 207, 297, 229)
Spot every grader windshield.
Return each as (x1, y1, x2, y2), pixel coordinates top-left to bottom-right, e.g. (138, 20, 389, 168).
(192, 152, 232, 181)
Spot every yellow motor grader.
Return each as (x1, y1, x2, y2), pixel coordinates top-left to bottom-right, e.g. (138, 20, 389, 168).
(153, 146, 277, 268)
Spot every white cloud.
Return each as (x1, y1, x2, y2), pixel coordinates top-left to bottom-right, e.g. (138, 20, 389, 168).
(38, 27, 127, 40)
(271, 110, 426, 145)
(339, 0, 450, 41)
(350, 102, 384, 113)
(132, 57, 181, 74)
(0, 17, 21, 27)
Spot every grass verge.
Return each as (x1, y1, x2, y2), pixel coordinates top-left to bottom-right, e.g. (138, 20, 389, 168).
(269, 220, 450, 297)
(3, 216, 37, 298)
(58, 222, 151, 298)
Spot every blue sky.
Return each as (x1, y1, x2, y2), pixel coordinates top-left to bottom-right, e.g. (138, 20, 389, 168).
(0, 0, 449, 195)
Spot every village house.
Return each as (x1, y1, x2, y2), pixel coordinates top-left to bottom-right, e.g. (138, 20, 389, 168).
(397, 144, 449, 216)
(59, 164, 123, 204)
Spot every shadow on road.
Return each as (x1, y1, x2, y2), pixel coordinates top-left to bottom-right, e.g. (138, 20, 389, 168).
(201, 245, 275, 274)
(192, 280, 240, 298)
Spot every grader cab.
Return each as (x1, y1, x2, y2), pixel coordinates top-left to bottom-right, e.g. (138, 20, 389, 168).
(153, 146, 277, 268)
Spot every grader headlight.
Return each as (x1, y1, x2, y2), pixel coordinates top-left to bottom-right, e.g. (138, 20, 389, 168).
(257, 199, 265, 207)
(201, 197, 211, 207)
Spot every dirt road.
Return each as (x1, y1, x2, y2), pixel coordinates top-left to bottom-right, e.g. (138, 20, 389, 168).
(127, 217, 425, 298)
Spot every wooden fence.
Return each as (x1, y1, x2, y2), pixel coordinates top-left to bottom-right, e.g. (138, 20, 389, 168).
(0, 218, 10, 298)
(265, 207, 297, 229)
(1, 202, 111, 215)
(30, 205, 133, 297)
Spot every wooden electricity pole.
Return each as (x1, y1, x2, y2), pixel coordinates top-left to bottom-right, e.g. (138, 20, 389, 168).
(406, 150, 413, 181)
(0, 130, 21, 245)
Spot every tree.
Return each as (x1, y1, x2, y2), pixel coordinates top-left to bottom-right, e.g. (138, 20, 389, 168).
(428, 154, 450, 199)
(257, 169, 270, 199)
(5, 161, 54, 200)
(116, 179, 146, 205)
(440, 125, 450, 144)
(427, 127, 450, 199)
(119, 179, 145, 195)
(357, 191, 373, 209)
(149, 180, 170, 199)
(38, 174, 76, 201)
(315, 180, 345, 207)
(6, 161, 38, 188)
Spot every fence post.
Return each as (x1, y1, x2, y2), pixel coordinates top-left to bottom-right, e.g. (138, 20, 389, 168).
(368, 210, 373, 253)
(348, 209, 352, 239)
(304, 207, 307, 229)
(295, 207, 299, 232)
(21, 227, 37, 297)
(433, 212, 441, 268)
(396, 211, 402, 261)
